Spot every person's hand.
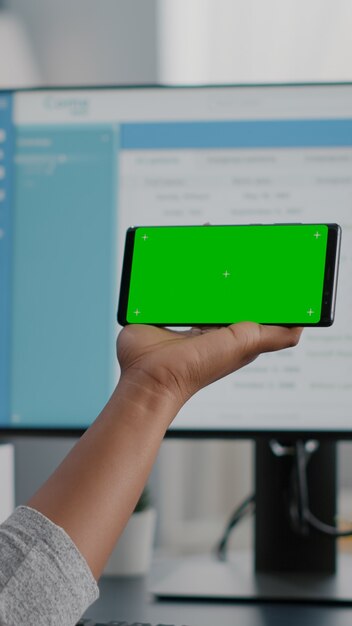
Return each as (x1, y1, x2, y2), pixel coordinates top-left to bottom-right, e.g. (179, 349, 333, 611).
(117, 323, 302, 410)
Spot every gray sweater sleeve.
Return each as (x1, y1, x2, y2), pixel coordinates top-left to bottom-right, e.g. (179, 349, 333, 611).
(0, 505, 99, 626)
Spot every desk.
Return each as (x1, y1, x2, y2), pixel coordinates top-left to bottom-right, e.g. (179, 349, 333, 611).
(85, 575, 352, 626)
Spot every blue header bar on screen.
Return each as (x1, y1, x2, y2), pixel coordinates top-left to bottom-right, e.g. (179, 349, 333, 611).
(121, 118, 352, 149)
(0, 93, 13, 425)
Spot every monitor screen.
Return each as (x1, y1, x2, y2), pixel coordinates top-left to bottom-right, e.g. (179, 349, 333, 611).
(0, 84, 351, 435)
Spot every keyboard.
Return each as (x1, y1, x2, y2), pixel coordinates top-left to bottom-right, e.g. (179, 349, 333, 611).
(76, 618, 187, 626)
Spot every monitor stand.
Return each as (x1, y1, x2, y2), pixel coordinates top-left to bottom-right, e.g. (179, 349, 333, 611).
(150, 439, 352, 604)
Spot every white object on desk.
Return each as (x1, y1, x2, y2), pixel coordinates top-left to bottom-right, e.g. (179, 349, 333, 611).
(104, 508, 157, 577)
(0, 443, 15, 524)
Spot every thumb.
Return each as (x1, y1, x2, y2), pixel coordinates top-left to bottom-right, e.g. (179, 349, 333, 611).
(187, 322, 302, 389)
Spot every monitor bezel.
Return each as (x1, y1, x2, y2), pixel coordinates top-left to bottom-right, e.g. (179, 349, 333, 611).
(1, 80, 352, 439)
(0, 426, 349, 440)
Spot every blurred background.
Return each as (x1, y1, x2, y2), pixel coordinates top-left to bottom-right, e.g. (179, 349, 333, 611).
(2, 0, 352, 556)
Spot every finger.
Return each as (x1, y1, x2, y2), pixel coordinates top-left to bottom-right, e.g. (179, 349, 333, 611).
(230, 322, 303, 354)
(187, 322, 302, 387)
(185, 323, 302, 355)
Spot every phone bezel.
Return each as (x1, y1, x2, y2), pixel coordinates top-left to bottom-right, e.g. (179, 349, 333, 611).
(319, 223, 341, 326)
(117, 223, 341, 328)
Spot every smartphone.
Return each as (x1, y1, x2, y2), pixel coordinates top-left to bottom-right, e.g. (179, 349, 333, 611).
(117, 223, 341, 327)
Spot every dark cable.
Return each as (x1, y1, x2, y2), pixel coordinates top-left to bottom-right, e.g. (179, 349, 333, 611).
(216, 439, 352, 562)
(215, 494, 255, 561)
(290, 440, 352, 538)
(292, 439, 311, 535)
(306, 510, 352, 537)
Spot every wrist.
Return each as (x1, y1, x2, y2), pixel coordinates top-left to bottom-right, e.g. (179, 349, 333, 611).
(113, 371, 182, 430)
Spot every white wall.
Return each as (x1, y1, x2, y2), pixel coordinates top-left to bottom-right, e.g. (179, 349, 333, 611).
(158, 0, 352, 84)
(6, 0, 158, 86)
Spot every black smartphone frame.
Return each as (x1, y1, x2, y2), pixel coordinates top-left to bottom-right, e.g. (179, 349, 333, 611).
(117, 223, 341, 328)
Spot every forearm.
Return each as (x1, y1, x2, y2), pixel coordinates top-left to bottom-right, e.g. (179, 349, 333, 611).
(27, 376, 180, 579)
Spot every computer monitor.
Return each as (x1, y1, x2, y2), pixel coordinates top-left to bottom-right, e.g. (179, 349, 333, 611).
(0, 83, 351, 437)
(1, 83, 351, 599)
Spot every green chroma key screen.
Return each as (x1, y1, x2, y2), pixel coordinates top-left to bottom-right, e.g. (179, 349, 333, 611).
(126, 224, 328, 325)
